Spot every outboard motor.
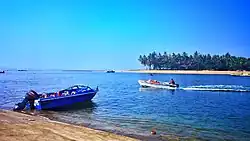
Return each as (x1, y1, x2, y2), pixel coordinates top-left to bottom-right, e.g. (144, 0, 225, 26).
(13, 90, 39, 111)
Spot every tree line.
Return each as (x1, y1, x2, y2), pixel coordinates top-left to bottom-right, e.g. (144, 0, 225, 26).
(138, 51, 250, 71)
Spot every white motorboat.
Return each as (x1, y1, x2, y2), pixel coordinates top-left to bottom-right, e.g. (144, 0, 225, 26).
(138, 80, 179, 90)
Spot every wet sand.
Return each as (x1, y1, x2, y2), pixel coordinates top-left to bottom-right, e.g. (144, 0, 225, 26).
(0, 110, 189, 141)
(0, 110, 139, 141)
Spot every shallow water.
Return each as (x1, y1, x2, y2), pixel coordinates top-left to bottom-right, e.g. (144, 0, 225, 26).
(1, 71, 250, 140)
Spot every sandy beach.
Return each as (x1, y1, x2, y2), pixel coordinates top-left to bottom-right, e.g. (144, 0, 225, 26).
(0, 110, 139, 141)
(122, 70, 250, 75)
(0, 110, 186, 141)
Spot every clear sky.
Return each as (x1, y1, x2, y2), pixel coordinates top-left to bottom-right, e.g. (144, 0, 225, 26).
(1, 0, 250, 70)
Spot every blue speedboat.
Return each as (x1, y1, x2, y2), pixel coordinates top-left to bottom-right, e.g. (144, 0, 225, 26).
(13, 85, 99, 111)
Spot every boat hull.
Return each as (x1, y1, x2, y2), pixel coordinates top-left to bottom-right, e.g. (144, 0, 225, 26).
(13, 85, 99, 111)
(138, 80, 179, 90)
(36, 92, 96, 110)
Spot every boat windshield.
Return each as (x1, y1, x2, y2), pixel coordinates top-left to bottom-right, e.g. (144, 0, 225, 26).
(78, 85, 89, 89)
(66, 85, 90, 90)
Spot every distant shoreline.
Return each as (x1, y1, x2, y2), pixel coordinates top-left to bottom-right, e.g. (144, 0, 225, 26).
(122, 70, 250, 75)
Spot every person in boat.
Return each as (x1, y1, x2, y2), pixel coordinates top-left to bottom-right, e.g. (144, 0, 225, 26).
(147, 79, 160, 84)
(169, 79, 175, 85)
(41, 93, 47, 98)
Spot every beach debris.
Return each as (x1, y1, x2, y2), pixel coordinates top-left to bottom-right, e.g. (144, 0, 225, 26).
(28, 118, 35, 121)
(151, 128, 156, 135)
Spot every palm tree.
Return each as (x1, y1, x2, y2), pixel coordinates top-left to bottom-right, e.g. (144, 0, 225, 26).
(138, 51, 250, 71)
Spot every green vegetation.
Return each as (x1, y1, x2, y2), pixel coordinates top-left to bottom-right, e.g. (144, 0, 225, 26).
(138, 51, 250, 71)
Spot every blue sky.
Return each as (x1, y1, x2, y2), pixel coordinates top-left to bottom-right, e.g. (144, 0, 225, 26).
(1, 0, 250, 70)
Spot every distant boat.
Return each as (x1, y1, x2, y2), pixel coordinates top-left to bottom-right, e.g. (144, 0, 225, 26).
(13, 84, 99, 111)
(18, 70, 27, 71)
(231, 73, 250, 77)
(0, 70, 5, 73)
(106, 70, 115, 73)
(230, 72, 250, 77)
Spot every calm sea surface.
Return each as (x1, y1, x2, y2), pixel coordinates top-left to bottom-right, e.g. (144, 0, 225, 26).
(1, 71, 250, 140)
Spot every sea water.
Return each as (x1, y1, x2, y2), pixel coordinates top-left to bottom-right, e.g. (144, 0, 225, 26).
(0, 71, 250, 140)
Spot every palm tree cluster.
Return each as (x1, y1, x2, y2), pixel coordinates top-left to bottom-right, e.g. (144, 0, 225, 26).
(138, 51, 250, 71)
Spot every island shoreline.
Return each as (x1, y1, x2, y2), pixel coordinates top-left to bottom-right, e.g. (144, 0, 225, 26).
(121, 70, 250, 75)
